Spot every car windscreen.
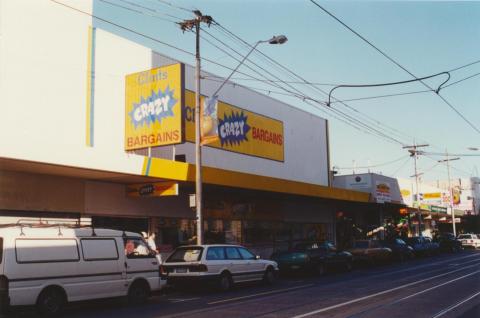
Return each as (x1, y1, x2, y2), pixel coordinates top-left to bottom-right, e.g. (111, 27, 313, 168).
(166, 247, 203, 263)
(353, 241, 369, 249)
(457, 234, 471, 239)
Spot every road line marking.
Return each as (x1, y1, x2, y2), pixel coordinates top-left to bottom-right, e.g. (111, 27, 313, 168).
(208, 284, 314, 305)
(291, 262, 480, 318)
(431, 290, 480, 318)
(363, 253, 480, 279)
(169, 297, 201, 303)
(395, 270, 480, 303)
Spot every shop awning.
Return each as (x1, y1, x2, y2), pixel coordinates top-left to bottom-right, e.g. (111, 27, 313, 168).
(142, 157, 370, 203)
(0, 156, 370, 203)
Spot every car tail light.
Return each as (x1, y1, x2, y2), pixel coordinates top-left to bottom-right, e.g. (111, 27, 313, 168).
(189, 264, 208, 272)
(159, 266, 168, 278)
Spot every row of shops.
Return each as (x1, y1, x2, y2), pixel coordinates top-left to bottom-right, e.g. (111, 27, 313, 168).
(1, 1, 476, 262)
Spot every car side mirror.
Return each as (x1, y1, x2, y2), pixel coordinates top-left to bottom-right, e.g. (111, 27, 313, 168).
(255, 255, 261, 260)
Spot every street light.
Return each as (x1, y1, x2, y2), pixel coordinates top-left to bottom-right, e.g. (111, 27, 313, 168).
(210, 35, 288, 99)
(194, 35, 288, 245)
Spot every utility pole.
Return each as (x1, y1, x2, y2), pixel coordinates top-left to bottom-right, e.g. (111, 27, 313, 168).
(179, 11, 213, 245)
(438, 150, 460, 237)
(403, 142, 429, 236)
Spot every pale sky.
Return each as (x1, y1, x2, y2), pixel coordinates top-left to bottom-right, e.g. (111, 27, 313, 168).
(93, 0, 480, 183)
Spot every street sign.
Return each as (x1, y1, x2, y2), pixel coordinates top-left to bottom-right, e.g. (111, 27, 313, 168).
(189, 194, 196, 208)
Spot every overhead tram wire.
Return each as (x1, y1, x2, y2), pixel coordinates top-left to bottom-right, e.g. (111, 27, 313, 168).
(202, 58, 480, 88)
(210, 21, 419, 145)
(326, 71, 450, 106)
(389, 157, 412, 177)
(49, 0, 311, 95)
(309, 0, 480, 135)
(117, 0, 187, 21)
(100, 0, 181, 23)
(154, 0, 193, 13)
(443, 72, 480, 89)
(55, 0, 407, 146)
(198, 27, 408, 146)
(336, 155, 409, 170)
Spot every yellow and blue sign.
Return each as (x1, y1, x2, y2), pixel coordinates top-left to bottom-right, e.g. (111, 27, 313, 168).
(184, 90, 284, 161)
(125, 64, 184, 150)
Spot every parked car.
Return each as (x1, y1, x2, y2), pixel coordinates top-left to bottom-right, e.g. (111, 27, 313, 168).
(405, 236, 438, 256)
(271, 241, 353, 275)
(347, 240, 392, 265)
(424, 237, 440, 255)
(0, 225, 165, 316)
(380, 238, 414, 262)
(457, 234, 480, 249)
(162, 245, 279, 291)
(434, 233, 462, 252)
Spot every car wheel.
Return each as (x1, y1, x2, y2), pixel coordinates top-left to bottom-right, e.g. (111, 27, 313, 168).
(218, 272, 233, 292)
(36, 287, 66, 316)
(315, 262, 326, 276)
(128, 281, 150, 305)
(263, 268, 276, 285)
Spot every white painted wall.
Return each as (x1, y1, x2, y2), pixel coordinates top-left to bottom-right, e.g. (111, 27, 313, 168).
(0, 0, 145, 175)
(0, 1, 329, 186)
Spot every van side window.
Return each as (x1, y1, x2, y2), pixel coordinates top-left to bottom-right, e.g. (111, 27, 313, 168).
(16, 239, 79, 263)
(0, 237, 3, 264)
(81, 239, 119, 261)
(124, 238, 153, 259)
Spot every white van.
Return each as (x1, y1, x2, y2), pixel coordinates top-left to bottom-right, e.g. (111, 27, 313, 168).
(0, 224, 166, 315)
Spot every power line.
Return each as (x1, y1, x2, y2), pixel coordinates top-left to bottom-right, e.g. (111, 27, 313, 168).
(154, 0, 192, 13)
(336, 155, 408, 169)
(197, 27, 407, 145)
(443, 72, 480, 89)
(326, 71, 450, 106)
(389, 157, 412, 177)
(118, 0, 186, 21)
(210, 22, 412, 146)
(49, 0, 296, 92)
(100, 0, 180, 23)
(53, 0, 403, 146)
(309, 0, 480, 135)
(447, 59, 480, 73)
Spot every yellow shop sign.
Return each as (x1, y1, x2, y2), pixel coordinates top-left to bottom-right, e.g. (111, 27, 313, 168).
(184, 90, 284, 161)
(125, 63, 184, 150)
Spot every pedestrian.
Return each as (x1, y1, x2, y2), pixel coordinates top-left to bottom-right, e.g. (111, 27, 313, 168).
(147, 232, 157, 252)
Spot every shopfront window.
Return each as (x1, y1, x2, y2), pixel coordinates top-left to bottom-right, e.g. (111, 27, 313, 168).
(154, 218, 196, 253)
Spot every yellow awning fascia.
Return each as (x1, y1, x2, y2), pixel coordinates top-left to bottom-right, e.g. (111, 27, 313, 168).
(142, 157, 370, 203)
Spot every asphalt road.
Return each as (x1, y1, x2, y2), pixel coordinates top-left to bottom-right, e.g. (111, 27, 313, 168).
(11, 250, 480, 318)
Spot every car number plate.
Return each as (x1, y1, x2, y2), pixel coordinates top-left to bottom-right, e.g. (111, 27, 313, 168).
(291, 265, 300, 270)
(176, 268, 187, 273)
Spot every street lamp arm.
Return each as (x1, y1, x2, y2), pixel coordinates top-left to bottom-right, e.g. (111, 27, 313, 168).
(210, 35, 287, 98)
(210, 41, 262, 98)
